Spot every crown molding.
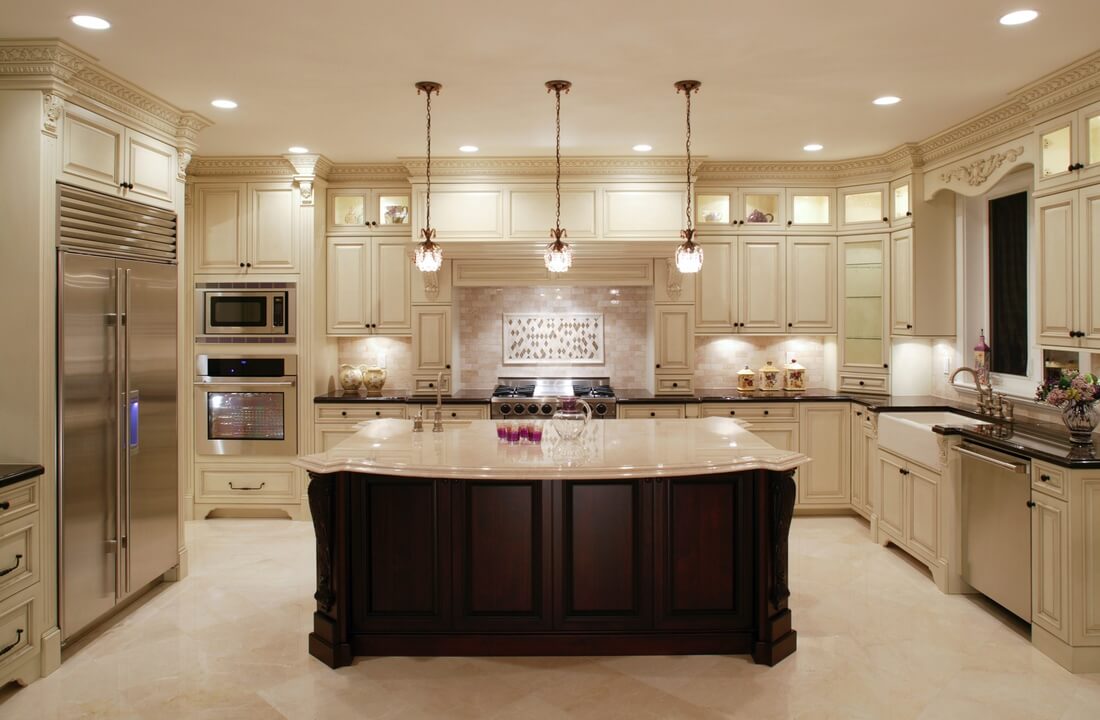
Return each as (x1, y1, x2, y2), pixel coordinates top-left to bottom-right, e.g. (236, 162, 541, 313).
(326, 163, 411, 184)
(188, 156, 296, 178)
(1012, 48, 1100, 115)
(401, 155, 694, 180)
(0, 39, 211, 150)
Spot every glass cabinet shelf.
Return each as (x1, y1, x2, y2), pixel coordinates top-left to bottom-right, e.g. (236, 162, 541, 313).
(741, 189, 783, 226)
(696, 194, 731, 224)
(333, 194, 366, 226)
(841, 237, 887, 370)
(1041, 125, 1072, 179)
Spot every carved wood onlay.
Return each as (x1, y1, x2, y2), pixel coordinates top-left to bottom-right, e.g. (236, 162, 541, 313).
(770, 470, 797, 607)
(421, 270, 440, 299)
(176, 150, 192, 180)
(938, 146, 1025, 187)
(41, 92, 63, 137)
(307, 472, 336, 614)
(183, 183, 193, 207)
(868, 412, 878, 440)
(936, 435, 949, 470)
(0, 40, 212, 147)
(297, 179, 314, 206)
(664, 258, 683, 300)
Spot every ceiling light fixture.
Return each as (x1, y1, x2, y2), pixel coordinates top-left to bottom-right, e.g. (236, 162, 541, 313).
(414, 81, 444, 273)
(872, 96, 901, 106)
(211, 99, 238, 109)
(459, 145, 479, 153)
(633, 144, 653, 152)
(674, 80, 703, 274)
(71, 15, 110, 30)
(999, 9, 1038, 25)
(287, 146, 309, 154)
(544, 80, 573, 274)
(803, 143, 824, 152)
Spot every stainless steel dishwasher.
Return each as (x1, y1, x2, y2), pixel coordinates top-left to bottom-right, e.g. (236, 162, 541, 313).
(956, 442, 1032, 621)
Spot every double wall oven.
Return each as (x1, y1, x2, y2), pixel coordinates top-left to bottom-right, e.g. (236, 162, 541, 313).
(194, 355, 298, 456)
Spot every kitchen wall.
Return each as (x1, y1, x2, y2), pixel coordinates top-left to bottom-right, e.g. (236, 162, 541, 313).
(455, 286, 651, 389)
(694, 336, 829, 389)
(335, 336, 413, 392)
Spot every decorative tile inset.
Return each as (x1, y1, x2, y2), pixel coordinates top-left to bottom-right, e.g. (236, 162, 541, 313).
(503, 313, 604, 364)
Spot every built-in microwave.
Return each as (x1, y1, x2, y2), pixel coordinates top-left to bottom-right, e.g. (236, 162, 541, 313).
(196, 286, 295, 338)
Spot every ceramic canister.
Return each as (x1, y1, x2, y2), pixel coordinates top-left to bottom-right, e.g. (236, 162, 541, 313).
(759, 361, 782, 391)
(338, 363, 363, 392)
(736, 365, 756, 392)
(784, 358, 807, 391)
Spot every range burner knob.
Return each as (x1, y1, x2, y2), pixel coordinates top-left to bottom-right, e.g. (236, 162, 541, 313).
(594, 403, 608, 416)
(499, 403, 512, 415)
(540, 403, 553, 415)
(527, 403, 539, 415)
(513, 404, 526, 415)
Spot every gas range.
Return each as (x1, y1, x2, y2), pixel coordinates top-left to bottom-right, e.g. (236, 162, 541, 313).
(490, 377, 617, 419)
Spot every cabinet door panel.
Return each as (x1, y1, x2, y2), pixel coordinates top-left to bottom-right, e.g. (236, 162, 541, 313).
(372, 239, 412, 334)
(879, 454, 906, 539)
(1037, 192, 1078, 344)
(739, 237, 785, 333)
(603, 189, 683, 238)
(850, 411, 866, 511)
(797, 405, 850, 506)
(510, 189, 597, 238)
(694, 241, 735, 332)
(349, 478, 451, 631)
(1079, 188, 1100, 347)
(453, 480, 552, 630)
(327, 238, 370, 334)
(424, 191, 503, 238)
(249, 184, 297, 272)
(654, 476, 752, 630)
(890, 229, 914, 334)
(554, 480, 652, 629)
(907, 465, 940, 560)
(61, 105, 124, 195)
(413, 306, 451, 372)
(125, 130, 175, 208)
(1031, 494, 1069, 641)
(654, 305, 694, 373)
(194, 185, 247, 273)
(787, 236, 836, 333)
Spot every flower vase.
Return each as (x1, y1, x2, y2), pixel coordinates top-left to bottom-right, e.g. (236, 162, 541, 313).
(1062, 402, 1099, 445)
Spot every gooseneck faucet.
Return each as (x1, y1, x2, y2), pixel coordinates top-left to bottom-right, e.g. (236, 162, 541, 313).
(432, 372, 444, 432)
(949, 366, 1013, 422)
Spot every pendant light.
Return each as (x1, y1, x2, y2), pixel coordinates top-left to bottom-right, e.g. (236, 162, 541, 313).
(674, 80, 703, 274)
(544, 80, 573, 273)
(414, 81, 443, 272)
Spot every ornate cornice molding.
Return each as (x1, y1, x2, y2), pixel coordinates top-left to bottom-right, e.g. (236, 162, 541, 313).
(0, 39, 211, 148)
(327, 163, 413, 183)
(1012, 48, 1100, 114)
(938, 146, 1025, 187)
(187, 156, 296, 177)
(401, 156, 694, 179)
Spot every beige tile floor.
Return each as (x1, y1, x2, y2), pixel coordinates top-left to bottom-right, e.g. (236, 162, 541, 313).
(2, 516, 1099, 719)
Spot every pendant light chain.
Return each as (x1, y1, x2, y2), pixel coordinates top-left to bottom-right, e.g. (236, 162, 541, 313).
(543, 80, 573, 272)
(554, 84, 562, 233)
(425, 86, 433, 231)
(684, 86, 693, 232)
(413, 82, 443, 273)
(674, 80, 703, 274)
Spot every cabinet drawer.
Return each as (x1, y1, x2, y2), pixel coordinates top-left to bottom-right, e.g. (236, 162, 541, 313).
(700, 403, 796, 422)
(196, 465, 298, 503)
(617, 404, 686, 419)
(315, 404, 407, 422)
(425, 405, 490, 420)
(0, 587, 36, 673)
(1032, 461, 1067, 500)
(655, 376, 694, 395)
(0, 514, 38, 602)
(839, 373, 889, 394)
(0, 478, 39, 523)
(412, 374, 451, 396)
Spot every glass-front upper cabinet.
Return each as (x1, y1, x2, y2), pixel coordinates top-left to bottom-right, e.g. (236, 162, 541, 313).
(890, 177, 911, 227)
(1036, 101, 1100, 191)
(786, 188, 835, 230)
(695, 192, 732, 226)
(840, 234, 889, 373)
(839, 183, 889, 230)
(739, 187, 785, 228)
(328, 188, 412, 234)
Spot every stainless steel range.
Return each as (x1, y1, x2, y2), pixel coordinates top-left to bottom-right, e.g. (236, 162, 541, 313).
(491, 377, 617, 419)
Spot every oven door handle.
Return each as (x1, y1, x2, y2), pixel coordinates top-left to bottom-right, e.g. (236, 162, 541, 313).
(194, 380, 296, 387)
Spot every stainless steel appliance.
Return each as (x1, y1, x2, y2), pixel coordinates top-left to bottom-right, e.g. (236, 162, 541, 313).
(194, 355, 298, 456)
(57, 185, 179, 643)
(490, 377, 617, 419)
(195, 285, 295, 338)
(957, 442, 1032, 621)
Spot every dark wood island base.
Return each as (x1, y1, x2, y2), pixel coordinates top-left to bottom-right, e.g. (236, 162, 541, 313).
(307, 468, 797, 668)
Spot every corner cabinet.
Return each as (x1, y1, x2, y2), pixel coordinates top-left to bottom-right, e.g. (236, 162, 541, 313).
(326, 237, 412, 336)
(1037, 186, 1100, 349)
(61, 103, 176, 210)
(889, 185, 955, 337)
(193, 182, 299, 274)
(839, 233, 890, 390)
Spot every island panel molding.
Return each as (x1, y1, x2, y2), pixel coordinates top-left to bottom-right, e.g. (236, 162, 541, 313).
(503, 313, 605, 365)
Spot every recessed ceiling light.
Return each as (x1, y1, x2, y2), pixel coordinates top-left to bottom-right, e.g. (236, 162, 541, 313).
(633, 144, 653, 152)
(999, 9, 1038, 25)
(803, 143, 824, 152)
(459, 145, 479, 153)
(211, 99, 238, 110)
(71, 15, 110, 30)
(287, 146, 309, 154)
(873, 96, 901, 106)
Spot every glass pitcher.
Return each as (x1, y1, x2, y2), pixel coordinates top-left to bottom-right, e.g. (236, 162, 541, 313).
(552, 397, 591, 441)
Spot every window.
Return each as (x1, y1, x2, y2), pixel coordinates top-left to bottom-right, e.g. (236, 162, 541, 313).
(988, 191, 1028, 376)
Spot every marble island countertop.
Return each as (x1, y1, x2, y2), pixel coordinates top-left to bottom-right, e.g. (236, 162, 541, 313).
(295, 417, 809, 480)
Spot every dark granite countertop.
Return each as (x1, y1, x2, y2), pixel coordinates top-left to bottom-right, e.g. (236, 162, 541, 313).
(930, 419, 1100, 468)
(0, 464, 44, 490)
(315, 389, 494, 404)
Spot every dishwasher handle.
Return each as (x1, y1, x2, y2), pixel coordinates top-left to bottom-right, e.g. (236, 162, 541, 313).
(953, 445, 1029, 473)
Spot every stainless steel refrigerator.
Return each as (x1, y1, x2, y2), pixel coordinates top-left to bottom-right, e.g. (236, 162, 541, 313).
(57, 185, 179, 643)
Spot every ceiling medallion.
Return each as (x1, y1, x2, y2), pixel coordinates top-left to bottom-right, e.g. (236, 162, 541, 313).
(414, 81, 444, 273)
(544, 80, 573, 273)
(674, 80, 703, 274)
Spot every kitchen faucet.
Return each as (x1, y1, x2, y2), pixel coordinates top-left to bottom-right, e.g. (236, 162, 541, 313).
(432, 372, 444, 432)
(949, 366, 1013, 422)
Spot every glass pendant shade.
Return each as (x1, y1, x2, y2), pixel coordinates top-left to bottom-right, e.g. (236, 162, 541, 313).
(544, 238, 573, 273)
(675, 239, 703, 274)
(414, 237, 443, 272)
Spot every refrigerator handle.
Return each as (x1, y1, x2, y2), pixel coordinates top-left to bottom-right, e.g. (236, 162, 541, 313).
(121, 267, 132, 595)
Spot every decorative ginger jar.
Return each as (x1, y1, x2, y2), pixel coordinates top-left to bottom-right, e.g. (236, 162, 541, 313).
(338, 364, 363, 392)
(759, 361, 782, 392)
(736, 366, 756, 392)
(784, 359, 806, 391)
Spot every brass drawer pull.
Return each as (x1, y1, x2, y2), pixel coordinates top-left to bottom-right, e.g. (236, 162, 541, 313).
(228, 482, 266, 491)
(0, 554, 22, 578)
(0, 629, 22, 657)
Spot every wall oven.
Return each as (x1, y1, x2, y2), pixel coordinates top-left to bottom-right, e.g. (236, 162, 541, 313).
(194, 355, 298, 456)
(195, 286, 295, 338)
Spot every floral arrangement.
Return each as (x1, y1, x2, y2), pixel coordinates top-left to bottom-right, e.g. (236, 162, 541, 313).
(1035, 370, 1100, 408)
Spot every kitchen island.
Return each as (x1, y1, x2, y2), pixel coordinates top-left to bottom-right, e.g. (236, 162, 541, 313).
(295, 417, 807, 669)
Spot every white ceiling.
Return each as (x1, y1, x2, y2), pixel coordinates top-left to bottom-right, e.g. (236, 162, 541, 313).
(3, 1, 1099, 162)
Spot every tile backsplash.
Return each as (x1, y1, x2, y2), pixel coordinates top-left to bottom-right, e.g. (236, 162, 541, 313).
(336, 336, 413, 391)
(456, 287, 650, 388)
(694, 336, 828, 389)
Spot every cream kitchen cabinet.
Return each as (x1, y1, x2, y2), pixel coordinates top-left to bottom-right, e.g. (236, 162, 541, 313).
(695, 188, 786, 229)
(876, 448, 946, 580)
(889, 190, 956, 338)
(1035, 101, 1100, 192)
(602, 188, 684, 238)
(1031, 490, 1070, 643)
(61, 103, 176, 210)
(1037, 186, 1100, 348)
(890, 228, 914, 333)
(786, 236, 837, 333)
(890, 176, 912, 227)
(509, 188, 598, 238)
(839, 183, 889, 230)
(693, 237, 785, 334)
(417, 188, 504, 239)
(194, 182, 298, 274)
(328, 188, 412, 234)
(412, 305, 452, 394)
(786, 188, 836, 230)
(653, 304, 694, 385)
(850, 407, 869, 520)
(839, 233, 890, 388)
(409, 403, 490, 421)
(313, 403, 408, 452)
(616, 404, 687, 419)
(796, 404, 851, 508)
(326, 236, 412, 335)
